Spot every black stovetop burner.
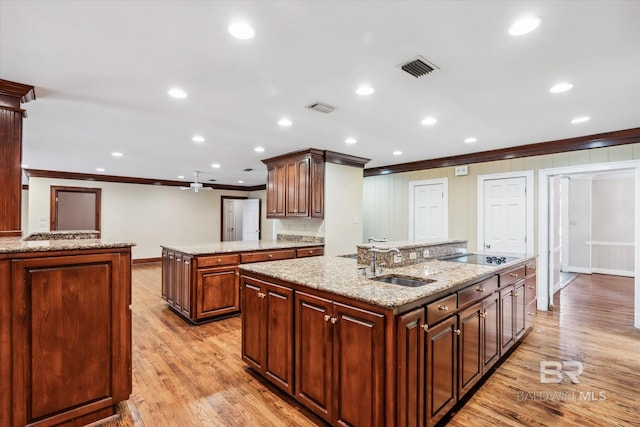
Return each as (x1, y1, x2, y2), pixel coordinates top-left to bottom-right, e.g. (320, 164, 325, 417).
(441, 253, 520, 266)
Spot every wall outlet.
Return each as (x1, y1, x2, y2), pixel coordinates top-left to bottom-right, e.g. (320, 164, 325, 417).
(423, 250, 431, 258)
(409, 252, 417, 260)
(393, 255, 402, 263)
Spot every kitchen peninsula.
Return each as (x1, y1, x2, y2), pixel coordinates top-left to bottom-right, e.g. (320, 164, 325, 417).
(0, 232, 134, 427)
(239, 250, 536, 427)
(161, 239, 324, 323)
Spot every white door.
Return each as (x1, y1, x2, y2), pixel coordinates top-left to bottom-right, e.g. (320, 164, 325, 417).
(483, 177, 527, 253)
(242, 199, 260, 241)
(411, 181, 446, 241)
(223, 199, 242, 241)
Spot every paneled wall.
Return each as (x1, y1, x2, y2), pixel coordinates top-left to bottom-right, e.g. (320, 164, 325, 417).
(363, 143, 640, 252)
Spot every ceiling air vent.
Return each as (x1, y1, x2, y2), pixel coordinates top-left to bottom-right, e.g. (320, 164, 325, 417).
(305, 101, 336, 114)
(400, 55, 439, 78)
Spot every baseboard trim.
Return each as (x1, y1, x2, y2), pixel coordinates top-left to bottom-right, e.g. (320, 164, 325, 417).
(133, 257, 161, 264)
(592, 268, 634, 277)
(565, 266, 591, 274)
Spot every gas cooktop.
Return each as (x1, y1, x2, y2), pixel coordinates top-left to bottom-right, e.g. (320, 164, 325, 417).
(441, 253, 520, 266)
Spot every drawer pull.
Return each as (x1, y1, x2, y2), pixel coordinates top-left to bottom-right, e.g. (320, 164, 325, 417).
(454, 329, 461, 336)
(309, 250, 314, 254)
(330, 317, 338, 324)
(438, 305, 449, 311)
(217, 258, 222, 263)
(528, 312, 536, 316)
(479, 311, 487, 318)
(324, 314, 331, 322)
(268, 254, 273, 258)
(513, 292, 520, 297)
(257, 292, 266, 299)
(529, 266, 536, 271)
(476, 287, 484, 292)
(422, 324, 429, 332)
(527, 285, 535, 289)
(510, 273, 519, 278)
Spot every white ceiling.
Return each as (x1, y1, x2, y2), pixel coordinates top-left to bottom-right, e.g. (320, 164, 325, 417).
(1, 0, 639, 187)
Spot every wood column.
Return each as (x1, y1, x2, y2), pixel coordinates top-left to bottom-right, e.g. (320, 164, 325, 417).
(0, 79, 35, 237)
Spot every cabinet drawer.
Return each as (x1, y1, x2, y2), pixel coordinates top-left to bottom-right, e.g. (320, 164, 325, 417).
(296, 246, 324, 258)
(526, 262, 537, 276)
(241, 249, 296, 263)
(426, 294, 457, 325)
(500, 265, 526, 287)
(458, 275, 498, 307)
(525, 299, 537, 329)
(197, 254, 240, 268)
(525, 276, 536, 304)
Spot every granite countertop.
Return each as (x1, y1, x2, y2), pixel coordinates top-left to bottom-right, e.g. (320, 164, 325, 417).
(0, 236, 136, 254)
(357, 238, 468, 249)
(161, 240, 323, 255)
(239, 254, 535, 310)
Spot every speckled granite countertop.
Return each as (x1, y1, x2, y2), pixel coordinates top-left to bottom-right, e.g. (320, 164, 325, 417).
(240, 254, 535, 310)
(0, 236, 136, 254)
(357, 239, 468, 249)
(161, 240, 323, 255)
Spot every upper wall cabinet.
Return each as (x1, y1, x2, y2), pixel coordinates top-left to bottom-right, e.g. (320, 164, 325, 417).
(263, 149, 325, 219)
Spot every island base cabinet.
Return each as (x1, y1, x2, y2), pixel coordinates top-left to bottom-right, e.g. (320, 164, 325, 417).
(396, 308, 425, 427)
(5, 252, 131, 427)
(458, 303, 482, 398)
(241, 276, 294, 395)
(295, 292, 385, 426)
(425, 316, 458, 427)
(196, 267, 240, 320)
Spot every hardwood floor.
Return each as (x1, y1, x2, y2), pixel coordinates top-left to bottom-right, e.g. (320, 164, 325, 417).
(104, 265, 640, 427)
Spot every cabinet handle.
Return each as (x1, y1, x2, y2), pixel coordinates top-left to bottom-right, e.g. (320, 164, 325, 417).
(527, 285, 535, 289)
(454, 329, 461, 335)
(510, 273, 519, 278)
(324, 314, 331, 322)
(422, 324, 429, 332)
(479, 311, 487, 318)
(309, 250, 314, 254)
(529, 266, 536, 271)
(528, 312, 536, 316)
(258, 292, 266, 299)
(217, 258, 222, 263)
(268, 254, 273, 259)
(330, 317, 338, 324)
(438, 305, 449, 311)
(476, 287, 484, 292)
(513, 292, 520, 297)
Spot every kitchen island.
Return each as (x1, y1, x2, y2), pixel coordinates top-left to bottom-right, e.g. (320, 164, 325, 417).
(239, 253, 536, 427)
(161, 240, 324, 323)
(0, 233, 134, 427)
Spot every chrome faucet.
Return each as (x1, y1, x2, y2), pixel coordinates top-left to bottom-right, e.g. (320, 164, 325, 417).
(369, 247, 401, 275)
(368, 237, 387, 243)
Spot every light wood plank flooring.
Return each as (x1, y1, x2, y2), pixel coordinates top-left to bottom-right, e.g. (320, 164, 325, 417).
(104, 264, 640, 427)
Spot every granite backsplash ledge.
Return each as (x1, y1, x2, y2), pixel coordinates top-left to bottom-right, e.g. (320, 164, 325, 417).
(277, 234, 324, 244)
(356, 239, 467, 268)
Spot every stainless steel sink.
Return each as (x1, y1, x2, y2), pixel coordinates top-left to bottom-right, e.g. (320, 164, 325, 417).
(373, 275, 436, 287)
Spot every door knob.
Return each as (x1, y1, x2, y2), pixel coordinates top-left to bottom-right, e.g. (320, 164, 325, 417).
(485, 244, 491, 249)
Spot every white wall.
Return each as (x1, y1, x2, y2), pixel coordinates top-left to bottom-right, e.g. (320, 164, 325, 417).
(324, 162, 364, 256)
(567, 178, 591, 271)
(21, 188, 29, 235)
(28, 177, 249, 259)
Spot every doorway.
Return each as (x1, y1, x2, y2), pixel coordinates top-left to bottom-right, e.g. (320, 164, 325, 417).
(221, 196, 261, 242)
(477, 171, 534, 254)
(50, 186, 101, 232)
(538, 160, 640, 328)
(408, 178, 448, 241)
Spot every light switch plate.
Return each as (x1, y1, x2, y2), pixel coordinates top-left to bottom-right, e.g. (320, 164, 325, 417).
(455, 165, 469, 176)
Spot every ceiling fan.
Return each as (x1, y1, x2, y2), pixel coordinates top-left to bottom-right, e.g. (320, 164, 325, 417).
(179, 171, 213, 193)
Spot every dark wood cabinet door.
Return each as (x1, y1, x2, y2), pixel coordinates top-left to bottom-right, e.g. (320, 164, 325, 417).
(397, 308, 425, 427)
(266, 162, 286, 218)
(295, 292, 333, 422)
(264, 283, 294, 395)
(286, 157, 310, 217)
(180, 255, 192, 316)
(500, 285, 515, 356)
(332, 302, 385, 427)
(241, 278, 266, 372)
(310, 154, 324, 218)
(174, 254, 183, 311)
(425, 316, 458, 427)
(514, 281, 526, 339)
(458, 303, 482, 398)
(482, 292, 500, 372)
(196, 267, 239, 320)
(11, 253, 131, 426)
(166, 251, 176, 305)
(161, 250, 168, 300)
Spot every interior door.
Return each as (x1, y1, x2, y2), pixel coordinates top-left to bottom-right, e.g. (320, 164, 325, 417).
(223, 199, 240, 241)
(242, 199, 260, 241)
(412, 183, 445, 241)
(483, 177, 526, 253)
(51, 186, 101, 232)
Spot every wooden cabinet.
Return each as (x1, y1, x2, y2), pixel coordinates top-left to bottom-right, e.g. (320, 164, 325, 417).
(397, 308, 425, 427)
(196, 266, 239, 320)
(482, 291, 501, 372)
(295, 291, 385, 426)
(458, 302, 482, 398)
(499, 284, 515, 356)
(241, 276, 294, 394)
(2, 249, 132, 427)
(263, 149, 325, 219)
(425, 315, 458, 426)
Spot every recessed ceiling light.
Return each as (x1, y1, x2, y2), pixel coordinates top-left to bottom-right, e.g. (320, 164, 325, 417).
(549, 82, 573, 93)
(254, 146, 265, 153)
(464, 137, 478, 143)
(211, 163, 221, 168)
(345, 137, 357, 144)
(96, 168, 105, 172)
(228, 21, 255, 39)
(508, 16, 542, 36)
(111, 152, 123, 157)
(393, 150, 403, 156)
(356, 85, 375, 96)
(177, 175, 185, 179)
(571, 116, 590, 124)
(238, 180, 244, 184)
(192, 135, 205, 143)
(421, 116, 437, 126)
(278, 118, 292, 127)
(168, 87, 187, 99)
